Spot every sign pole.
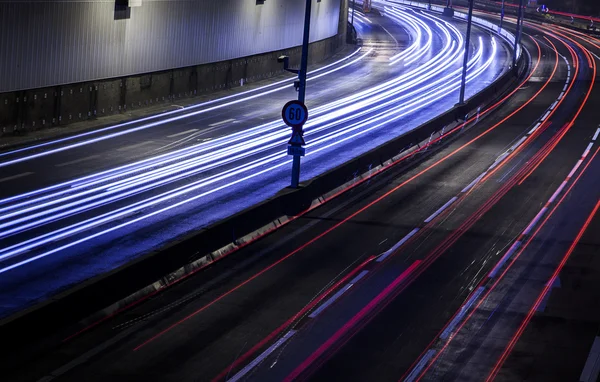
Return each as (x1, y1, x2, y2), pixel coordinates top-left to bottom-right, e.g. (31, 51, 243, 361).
(499, 0, 505, 30)
(459, 0, 474, 105)
(290, 0, 312, 189)
(513, 0, 524, 67)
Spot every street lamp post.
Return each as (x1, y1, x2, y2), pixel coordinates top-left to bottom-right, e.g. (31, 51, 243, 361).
(500, 0, 505, 30)
(513, 0, 525, 67)
(289, 0, 312, 189)
(459, 0, 475, 105)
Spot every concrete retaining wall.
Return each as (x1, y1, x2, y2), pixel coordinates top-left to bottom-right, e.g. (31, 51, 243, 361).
(0, 32, 346, 138)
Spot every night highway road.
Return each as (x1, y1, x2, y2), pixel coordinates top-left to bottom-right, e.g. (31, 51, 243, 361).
(3, 3, 600, 382)
(0, 5, 510, 318)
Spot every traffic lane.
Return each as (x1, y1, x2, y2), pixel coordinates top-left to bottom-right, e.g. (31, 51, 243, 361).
(0, 17, 500, 266)
(435, 61, 600, 382)
(0, 15, 408, 195)
(4, 42, 537, 380)
(443, 158, 600, 382)
(280, 37, 586, 380)
(0, 15, 499, 197)
(297, 101, 583, 382)
(496, 194, 600, 382)
(243, 54, 579, 380)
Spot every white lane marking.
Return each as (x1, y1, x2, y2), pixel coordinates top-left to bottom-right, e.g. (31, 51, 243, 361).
(377, 228, 419, 263)
(424, 197, 458, 223)
(549, 101, 558, 110)
(523, 207, 548, 236)
(208, 118, 235, 127)
(528, 122, 542, 135)
(440, 286, 486, 340)
(558, 91, 565, 100)
(583, 142, 594, 158)
(568, 159, 584, 178)
(494, 152, 510, 165)
(462, 172, 487, 193)
(55, 155, 101, 168)
(591, 52, 600, 61)
(580, 337, 600, 382)
(489, 241, 521, 278)
(405, 349, 436, 382)
(116, 141, 154, 152)
(510, 136, 528, 152)
(540, 111, 551, 122)
(548, 181, 568, 204)
(563, 84, 568, 91)
(592, 127, 600, 142)
(0, 172, 34, 184)
(167, 129, 199, 138)
(349, 269, 369, 284)
(309, 284, 353, 318)
(228, 330, 297, 382)
(308, 270, 370, 319)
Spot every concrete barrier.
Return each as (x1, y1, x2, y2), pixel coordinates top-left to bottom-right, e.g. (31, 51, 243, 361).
(0, 10, 528, 355)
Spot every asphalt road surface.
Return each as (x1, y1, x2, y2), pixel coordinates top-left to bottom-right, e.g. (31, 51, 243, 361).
(4, 5, 600, 382)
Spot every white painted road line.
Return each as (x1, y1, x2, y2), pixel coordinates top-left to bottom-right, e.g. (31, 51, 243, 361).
(568, 159, 584, 179)
(424, 197, 458, 223)
(528, 122, 542, 135)
(0, 172, 34, 184)
(309, 284, 353, 319)
(540, 110, 551, 122)
(580, 337, 600, 382)
(548, 181, 568, 204)
(593, 128, 600, 142)
(550, 101, 558, 110)
(583, 143, 594, 158)
(228, 330, 297, 382)
(167, 129, 199, 138)
(377, 228, 419, 262)
(489, 241, 521, 278)
(405, 349, 436, 382)
(462, 172, 487, 193)
(523, 207, 548, 236)
(55, 155, 101, 168)
(510, 136, 528, 152)
(440, 286, 485, 340)
(349, 269, 369, 284)
(116, 141, 155, 152)
(208, 118, 235, 127)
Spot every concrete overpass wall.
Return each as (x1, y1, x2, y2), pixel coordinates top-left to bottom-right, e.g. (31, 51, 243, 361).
(0, 0, 342, 93)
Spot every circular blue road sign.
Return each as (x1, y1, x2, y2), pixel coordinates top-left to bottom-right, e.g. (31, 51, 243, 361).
(282, 100, 308, 128)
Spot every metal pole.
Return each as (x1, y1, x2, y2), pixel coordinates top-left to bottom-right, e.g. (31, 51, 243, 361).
(298, 0, 311, 104)
(459, 0, 474, 104)
(351, 0, 356, 26)
(513, 0, 524, 67)
(500, 0, 505, 30)
(291, 0, 312, 188)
